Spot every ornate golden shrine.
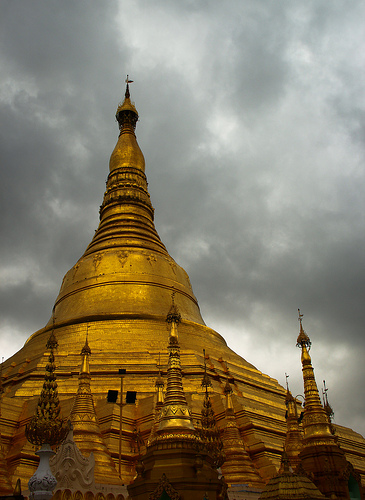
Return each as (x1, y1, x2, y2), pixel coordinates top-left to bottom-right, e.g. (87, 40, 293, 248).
(1, 82, 364, 497)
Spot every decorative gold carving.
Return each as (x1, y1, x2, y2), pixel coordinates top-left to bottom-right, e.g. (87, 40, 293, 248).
(117, 250, 129, 267)
(149, 473, 180, 500)
(92, 254, 102, 271)
(146, 253, 157, 266)
(168, 260, 177, 275)
(155, 432, 199, 444)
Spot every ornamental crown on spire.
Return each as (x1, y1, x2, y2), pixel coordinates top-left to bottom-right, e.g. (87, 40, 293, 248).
(296, 309, 311, 349)
(116, 75, 138, 129)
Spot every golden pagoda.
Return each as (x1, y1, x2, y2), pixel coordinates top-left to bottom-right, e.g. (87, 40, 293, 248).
(1, 80, 365, 495)
(296, 312, 363, 500)
(221, 380, 264, 488)
(68, 336, 121, 486)
(127, 303, 224, 499)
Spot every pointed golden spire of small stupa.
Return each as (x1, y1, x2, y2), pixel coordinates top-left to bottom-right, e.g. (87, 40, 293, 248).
(70, 335, 121, 485)
(221, 377, 264, 487)
(25, 322, 68, 447)
(296, 310, 334, 444)
(283, 375, 303, 470)
(295, 312, 359, 500)
(198, 350, 224, 469)
(147, 355, 165, 447)
(322, 379, 334, 424)
(80, 327, 91, 374)
(157, 297, 196, 435)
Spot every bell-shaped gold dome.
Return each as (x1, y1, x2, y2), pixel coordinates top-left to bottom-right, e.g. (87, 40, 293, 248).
(37, 83, 206, 331)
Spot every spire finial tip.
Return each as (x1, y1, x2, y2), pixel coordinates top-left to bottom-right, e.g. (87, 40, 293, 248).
(125, 74, 133, 99)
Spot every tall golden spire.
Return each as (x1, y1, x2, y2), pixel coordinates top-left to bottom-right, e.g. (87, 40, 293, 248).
(25, 330, 68, 447)
(157, 300, 196, 435)
(69, 337, 121, 485)
(296, 310, 333, 444)
(295, 310, 357, 500)
(87, 76, 164, 257)
(128, 302, 223, 499)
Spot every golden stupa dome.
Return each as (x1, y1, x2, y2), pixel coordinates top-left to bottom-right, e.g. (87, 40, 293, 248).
(26, 80, 210, 345)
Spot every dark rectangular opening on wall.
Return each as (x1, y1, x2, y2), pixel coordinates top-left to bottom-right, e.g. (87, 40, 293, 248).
(126, 391, 137, 404)
(107, 390, 118, 403)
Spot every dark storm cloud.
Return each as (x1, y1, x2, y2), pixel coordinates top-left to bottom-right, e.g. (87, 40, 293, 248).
(0, 0, 126, 339)
(1, 0, 365, 435)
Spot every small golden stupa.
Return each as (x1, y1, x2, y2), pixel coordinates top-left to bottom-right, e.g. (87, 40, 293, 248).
(296, 313, 363, 500)
(1, 80, 365, 495)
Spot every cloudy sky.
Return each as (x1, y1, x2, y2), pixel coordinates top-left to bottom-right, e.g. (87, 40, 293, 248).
(1, 1, 364, 436)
